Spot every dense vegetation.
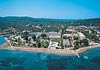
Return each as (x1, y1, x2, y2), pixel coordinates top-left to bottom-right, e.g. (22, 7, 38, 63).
(0, 17, 70, 29)
(0, 17, 100, 30)
(73, 18, 100, 26)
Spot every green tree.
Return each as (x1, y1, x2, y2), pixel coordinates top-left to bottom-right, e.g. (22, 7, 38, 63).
(74, 41, 80, 50)
(36, 40, 41, 48)
(32, 34, 36, 41)
(24, 36, 28, 43)
(41, 41, 49, 48)
(82, 39, 89, 46)
(40, 33, 47, 39)
(38, 42, 41, 48)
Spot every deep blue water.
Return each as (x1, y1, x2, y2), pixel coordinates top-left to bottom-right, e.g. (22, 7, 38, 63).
(0, 48, 100, 70)
(0, 36, 6, 45)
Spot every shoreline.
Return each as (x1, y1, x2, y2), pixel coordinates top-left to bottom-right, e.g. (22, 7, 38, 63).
(0, 44, 100, 56)
(1, 36, 100, 56)
(1, 47, 74, 56)
(0, 42, 9, 48)
(75, 44, 100, 54)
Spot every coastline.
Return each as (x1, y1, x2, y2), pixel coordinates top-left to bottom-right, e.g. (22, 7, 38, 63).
(0, 44, 100, 56)
(1, 47, 74, 56)
(75, 44, 100, 54)
(0, 42, 9, 48)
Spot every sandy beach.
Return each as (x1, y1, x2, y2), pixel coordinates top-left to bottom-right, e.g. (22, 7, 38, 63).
(1, 47, 73, 56)
(1, 43, 100, 57)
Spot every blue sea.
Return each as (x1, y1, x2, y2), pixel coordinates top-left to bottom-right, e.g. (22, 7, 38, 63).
(0, 47, 100, 70)
(0, 36, 6, 45)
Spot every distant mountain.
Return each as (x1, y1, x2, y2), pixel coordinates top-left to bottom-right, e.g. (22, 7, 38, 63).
(73, 18, 100, 26)
(0, 17, 100, 29)
(0, 16, 72, 29)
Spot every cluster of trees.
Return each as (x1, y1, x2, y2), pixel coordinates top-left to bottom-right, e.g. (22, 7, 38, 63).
(22, 32, 49, 48)
(74, 38, 89, 50)
(62, 34, 89, 50)
(79, 28, 100, 43)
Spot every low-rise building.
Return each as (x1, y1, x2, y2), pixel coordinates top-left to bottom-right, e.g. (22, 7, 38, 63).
(47, 32, 61, 49)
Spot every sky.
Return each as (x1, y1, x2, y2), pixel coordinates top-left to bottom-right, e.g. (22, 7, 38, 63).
(0, 0, 100, 19)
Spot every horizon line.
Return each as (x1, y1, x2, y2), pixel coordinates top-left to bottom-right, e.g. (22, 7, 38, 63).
(0, 16, 100, 20)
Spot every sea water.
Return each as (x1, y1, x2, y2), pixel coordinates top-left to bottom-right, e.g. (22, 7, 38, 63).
(0, 48, 100, 70)
(0, 36, 6, 45)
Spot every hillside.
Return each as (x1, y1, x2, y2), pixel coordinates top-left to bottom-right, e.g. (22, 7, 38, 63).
(0, 17, 100, 29)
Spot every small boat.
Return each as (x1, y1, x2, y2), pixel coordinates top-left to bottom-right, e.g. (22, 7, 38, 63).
(83, 56, 89, 60)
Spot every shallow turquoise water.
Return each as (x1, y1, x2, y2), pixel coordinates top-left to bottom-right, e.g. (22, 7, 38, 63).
(0, 36, 6, 45)
(0, 48, 100, 70)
